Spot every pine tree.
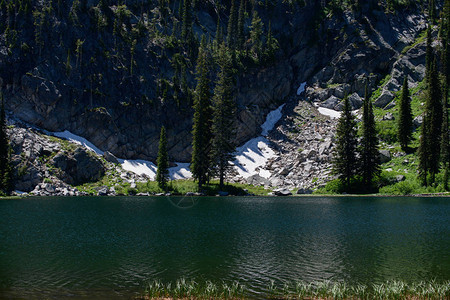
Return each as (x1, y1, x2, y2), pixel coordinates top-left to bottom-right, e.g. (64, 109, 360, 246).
(215, 18, 223, 50)
(226, 0, 238, 50)
(0, 93, 11, 195)
(237, 0, 245, 49)
(333, 95, 358, 192)
(191, 36, 212, 190)
(429, 0, 436, 24)
(443, 0, 450, 85)
(249, 10, 263, 62)
(212, 43, 236, 189)
(441, 82, 449, 190)
(265, 21, 278, 62)
(419, 59, 442, 185)
(398, 77, 413, 151)
(426, 25, 433, 80)
(156, 126, 169, 191)
(181, 0, 192, 41)
(360, 84, 381, 189)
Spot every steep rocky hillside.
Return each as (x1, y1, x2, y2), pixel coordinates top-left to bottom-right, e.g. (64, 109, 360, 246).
(0, 0, 442, 194)
(1, 1, 431, 161)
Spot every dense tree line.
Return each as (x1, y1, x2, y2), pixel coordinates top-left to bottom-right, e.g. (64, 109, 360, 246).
(417, 0, 450, 187)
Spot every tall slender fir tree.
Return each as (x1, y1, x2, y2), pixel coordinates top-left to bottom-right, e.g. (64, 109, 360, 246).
(156, 126, 169, 191)
(398, 77, 413, 151)
(249, 10, 263, 62)
(360, 84, 380, 189)
(212, 43, 236, 189)
(191, 36, 212, 190)
(226, 0, 238, 50)
(333, 95, 358, 192)
(441, 82, 450, 190)
(0, 93, 11, 195)
(237, 0, 245, 50)
(181, 0, 192, 41)
(419, 59, 442, 185)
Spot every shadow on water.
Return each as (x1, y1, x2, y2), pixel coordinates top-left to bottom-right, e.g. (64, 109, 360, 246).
(0, 196, 449, 298)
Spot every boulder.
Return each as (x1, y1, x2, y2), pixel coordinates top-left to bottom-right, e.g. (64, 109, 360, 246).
(348, 93, 363, 109)
(98, 187, 108, 196)
(273, 188, 292, 196)
(374, 90, 394, 108)
(379, 150, 391, 163)
(297, 188, 313, 194)
(395, 175, 406, 182)
(382, 112, 395, 121)
(73, 147, 105, 184)
(413, 115, 423, 129)
(218, 191, 229, 196)
(322, 95, 341, 110)
(246, 174, 270, 186)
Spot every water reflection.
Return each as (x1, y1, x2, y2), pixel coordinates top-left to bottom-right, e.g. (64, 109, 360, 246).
(0, 196, 449, 298)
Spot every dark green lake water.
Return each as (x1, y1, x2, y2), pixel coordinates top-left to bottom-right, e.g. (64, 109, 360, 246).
(0, 196, 449, 298)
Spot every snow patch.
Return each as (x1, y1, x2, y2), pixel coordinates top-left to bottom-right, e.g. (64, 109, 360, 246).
(51, 130, 104, 155)
(232, 137, 276, 179)
(297, 82, 307, 96)
(232, 104, 285, 179)
(48, 101, 286, 182)
(261, 104, 285, 136)
(119, 159, 157, 180)
(169, 163, 192, 180)
(47, 130, 191, 180)
(317, 107, 342, 119)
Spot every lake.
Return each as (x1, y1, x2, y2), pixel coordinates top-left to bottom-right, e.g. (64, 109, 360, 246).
(0, 196, 449, 298)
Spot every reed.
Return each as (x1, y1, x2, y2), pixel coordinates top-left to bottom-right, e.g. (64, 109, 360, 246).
(140, 279, 450, 299)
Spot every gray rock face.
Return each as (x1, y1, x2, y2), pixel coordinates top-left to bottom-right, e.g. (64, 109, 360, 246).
(379, 150, 392, 164)
(2, 1, 429, 164)
(374, 90, 395, 108)
(227, 101, 337, 192)
(52, 147, 105, 185)
(103, 151, 119, 164)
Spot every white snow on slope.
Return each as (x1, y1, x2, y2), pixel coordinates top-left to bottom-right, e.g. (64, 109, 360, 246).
(118, 159, 157, 180)
(317, 107, 341, 119)
(232, 104, 285, 179)
(297, 82, 307, 96)
(261, 104, 285, 136)
(48, 103, 286, 181)
(169, 163, 192, 180)
(52, 130, 105, 155)
(48, 130, 190, 180)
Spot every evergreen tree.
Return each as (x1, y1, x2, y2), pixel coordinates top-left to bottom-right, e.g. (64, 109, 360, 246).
(156, 126, 169, 191)
(398, 77, 413, 151)
(226, 0, 238, 50)
(191, 37, 212, 190)
(249, 10, 263, 62)
(419, 59, 442, 185)
(212, 43, 236, 189)
(441, 82, 449, 190)
(426, 25, 433, 80)
(0, 93, 11, 195)
(265, 21, 278, 62)
(360, 84, 380, 189)
(215, 18, 223, 50)
(442, 0, 450, 85)
(333, 95, 358, 192)
(181, 0, 192, 41)
(429, 0, 436, 23)
(237, 0, 245, 49)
